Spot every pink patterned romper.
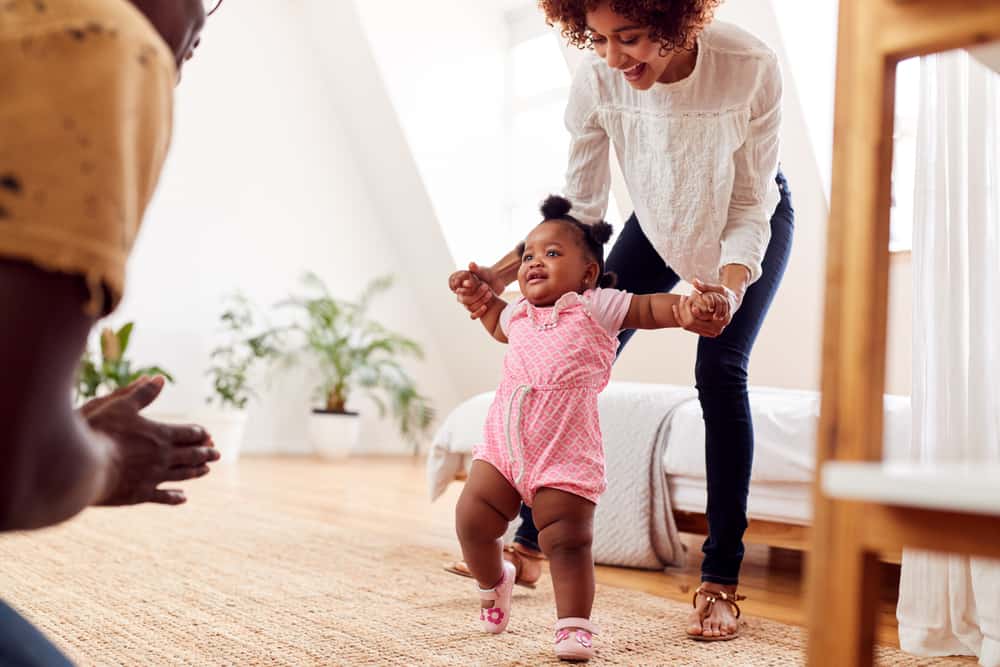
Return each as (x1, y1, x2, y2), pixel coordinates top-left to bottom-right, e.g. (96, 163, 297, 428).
(473, 288, 633, 506)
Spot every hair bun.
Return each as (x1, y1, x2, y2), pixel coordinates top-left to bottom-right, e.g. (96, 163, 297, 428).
(540, 195, 573, 219)
(588, 220, 613, 245)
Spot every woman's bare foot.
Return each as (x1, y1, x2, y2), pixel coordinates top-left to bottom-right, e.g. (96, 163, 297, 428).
(686, 583, 741, 639)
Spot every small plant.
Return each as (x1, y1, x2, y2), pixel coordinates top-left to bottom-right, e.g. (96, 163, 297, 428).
(281, 272, 434, 448)
(206, 293, 281, 411)
(76, 322, 174, 400)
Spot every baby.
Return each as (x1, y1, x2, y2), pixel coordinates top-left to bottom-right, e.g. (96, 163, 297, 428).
(451, 195, 703, 661)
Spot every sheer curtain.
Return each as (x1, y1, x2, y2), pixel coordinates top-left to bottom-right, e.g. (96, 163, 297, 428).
(898, 49, 1000, 666)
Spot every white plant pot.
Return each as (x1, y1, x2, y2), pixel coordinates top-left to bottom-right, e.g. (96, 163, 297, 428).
(195, 410, 247, 465)
(143, 410, 247, 465)
(308, 410, 361, 459)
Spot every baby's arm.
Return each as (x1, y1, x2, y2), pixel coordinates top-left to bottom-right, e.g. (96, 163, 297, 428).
(620, 293, 688, 330)
(478, 295, 509, 343)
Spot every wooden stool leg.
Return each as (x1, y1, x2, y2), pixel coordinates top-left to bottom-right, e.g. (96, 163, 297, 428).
(807, 504, 881, 666)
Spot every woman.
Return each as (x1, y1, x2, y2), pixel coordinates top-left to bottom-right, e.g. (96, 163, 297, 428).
(449, 0, 794, 641)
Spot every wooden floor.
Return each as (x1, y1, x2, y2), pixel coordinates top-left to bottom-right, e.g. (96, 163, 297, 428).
(206, 455, 909, 651)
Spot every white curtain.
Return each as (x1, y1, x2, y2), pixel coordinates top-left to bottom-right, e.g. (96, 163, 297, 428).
(898, 49, 1000, 666)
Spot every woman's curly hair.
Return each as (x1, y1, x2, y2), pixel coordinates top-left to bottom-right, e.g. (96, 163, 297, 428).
(538, 0, 723, 54)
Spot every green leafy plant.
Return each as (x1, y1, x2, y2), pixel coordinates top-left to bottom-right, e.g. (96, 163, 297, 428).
(206, 294, 281, 411)
(76, 322, 174, 400)
(280, 272, 434, 448)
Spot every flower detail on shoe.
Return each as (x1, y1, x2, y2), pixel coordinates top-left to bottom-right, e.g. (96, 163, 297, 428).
(484, 607, 505, 625)
(555, 628, 592, 648)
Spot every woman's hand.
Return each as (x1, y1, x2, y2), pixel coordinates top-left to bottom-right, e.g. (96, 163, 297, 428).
(449, 262, 502, 320)
(81, 376, 219, 506)
(674, 280, 741, 338)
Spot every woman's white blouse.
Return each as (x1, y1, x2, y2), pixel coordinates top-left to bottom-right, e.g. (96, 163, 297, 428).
(564, 21, 783, 284)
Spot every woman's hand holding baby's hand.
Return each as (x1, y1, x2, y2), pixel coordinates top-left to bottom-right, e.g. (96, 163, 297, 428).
(449, 263, 495, 320)
(675, 279, 741, 338)
(690, 291, 730, 322)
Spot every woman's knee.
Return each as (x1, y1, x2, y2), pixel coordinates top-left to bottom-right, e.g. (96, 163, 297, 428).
(694, 353, 748, 393)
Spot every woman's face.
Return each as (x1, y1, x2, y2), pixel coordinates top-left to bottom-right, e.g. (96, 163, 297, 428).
(585, 2, 692, 91)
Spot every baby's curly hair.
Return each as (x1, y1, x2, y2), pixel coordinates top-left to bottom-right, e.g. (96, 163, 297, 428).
(538, 0, 723, 54)
(524, 195, 617, 289)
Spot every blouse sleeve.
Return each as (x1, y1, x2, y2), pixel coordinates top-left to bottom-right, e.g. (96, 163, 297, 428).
(563, 63, 612, 225)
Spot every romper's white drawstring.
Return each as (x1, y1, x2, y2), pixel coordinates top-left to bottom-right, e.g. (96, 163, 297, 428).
(504, 384, 532, 485)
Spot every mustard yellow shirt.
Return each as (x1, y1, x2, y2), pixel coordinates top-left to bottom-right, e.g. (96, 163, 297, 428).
(0, 0, 175, 314)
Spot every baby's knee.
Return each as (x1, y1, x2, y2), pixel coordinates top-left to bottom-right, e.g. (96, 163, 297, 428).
(454, 497, 480, 541)
(455, 494, 502, 543)
(539, 519, 593, 554)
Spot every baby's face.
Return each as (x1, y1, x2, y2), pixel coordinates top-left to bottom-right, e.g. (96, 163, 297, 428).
(516, 221, 597, 307)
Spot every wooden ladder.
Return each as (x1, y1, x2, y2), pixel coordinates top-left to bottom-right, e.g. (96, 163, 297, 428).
(806, 1, 1000, 665)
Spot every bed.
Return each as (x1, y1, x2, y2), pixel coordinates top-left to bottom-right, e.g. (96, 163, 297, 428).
(427, 382, 911, 569)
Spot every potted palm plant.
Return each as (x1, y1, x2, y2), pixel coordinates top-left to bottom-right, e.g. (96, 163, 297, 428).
(204, 293, 281, 462)
(77, 322, 174, 402)
(281, 272, 434, 458)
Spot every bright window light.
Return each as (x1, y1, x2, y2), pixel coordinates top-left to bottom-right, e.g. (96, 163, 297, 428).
(891, 57, 920, 253)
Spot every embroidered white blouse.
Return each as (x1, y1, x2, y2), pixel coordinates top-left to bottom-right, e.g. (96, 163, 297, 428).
(563, 21, 783, 285)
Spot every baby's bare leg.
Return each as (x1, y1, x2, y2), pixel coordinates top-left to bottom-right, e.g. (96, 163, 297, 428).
(455, 461, 521, 595)
(532, 488, 596, 619)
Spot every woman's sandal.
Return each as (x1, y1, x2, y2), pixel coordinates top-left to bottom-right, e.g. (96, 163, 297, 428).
(444, 544, 544, 588)
(554, 617, 598, 662)
(687, 585, 746, 642)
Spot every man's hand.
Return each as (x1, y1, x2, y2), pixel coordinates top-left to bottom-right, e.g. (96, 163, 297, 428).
(82, 376, 219, 506)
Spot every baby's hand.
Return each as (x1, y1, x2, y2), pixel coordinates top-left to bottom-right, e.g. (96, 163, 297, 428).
(448, 266, 494, 320)
(689, 290, 730, 322)
(448, 269, 481, 293)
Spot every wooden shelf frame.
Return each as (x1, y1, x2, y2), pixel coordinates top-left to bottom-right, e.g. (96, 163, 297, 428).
(805, 1, 1000, 665)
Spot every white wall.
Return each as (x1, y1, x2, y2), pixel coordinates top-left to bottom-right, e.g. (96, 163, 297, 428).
(353, 0, 509, 270)
(350, 0, 521, 401)
(104, 0, 461, 454)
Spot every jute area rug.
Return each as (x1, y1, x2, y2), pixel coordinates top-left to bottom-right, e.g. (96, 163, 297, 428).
(0, 480, 967, 666)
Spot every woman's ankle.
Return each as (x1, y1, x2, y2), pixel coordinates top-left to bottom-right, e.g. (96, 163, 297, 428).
(700, 578, 739, 594)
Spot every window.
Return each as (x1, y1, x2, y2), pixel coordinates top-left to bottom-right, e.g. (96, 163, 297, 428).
(890, 57, 920, 253)
(503, 7, 622, 260)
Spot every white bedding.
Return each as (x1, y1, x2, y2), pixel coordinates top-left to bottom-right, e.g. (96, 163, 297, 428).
(427, 382, 911, 566)
(661, 386, 912, 482)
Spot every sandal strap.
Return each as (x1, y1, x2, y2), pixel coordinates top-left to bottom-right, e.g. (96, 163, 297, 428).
(692, 585, 746, 619)
(554, 617, 599, 634)
(507, 543, 545, 561)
